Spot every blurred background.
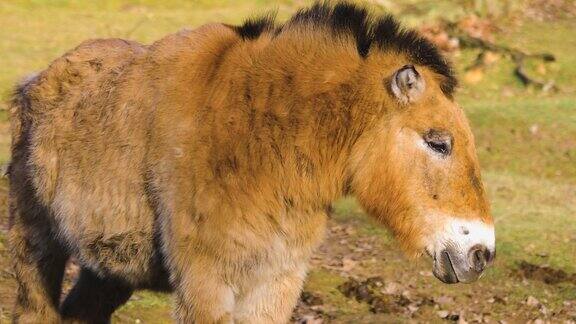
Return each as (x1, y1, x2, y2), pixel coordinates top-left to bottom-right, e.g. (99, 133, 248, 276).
(0, 0, 574, 323)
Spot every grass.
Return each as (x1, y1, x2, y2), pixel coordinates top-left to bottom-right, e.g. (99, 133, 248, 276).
(466, 96, 576, 181)
(0, 0, 574, 322)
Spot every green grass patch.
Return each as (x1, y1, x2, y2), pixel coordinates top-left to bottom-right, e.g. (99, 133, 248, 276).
(465, 96, 576, 181)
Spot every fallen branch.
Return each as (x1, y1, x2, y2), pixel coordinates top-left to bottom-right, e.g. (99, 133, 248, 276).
(513, 56, 557, 91)
(445, 23, 558, 91)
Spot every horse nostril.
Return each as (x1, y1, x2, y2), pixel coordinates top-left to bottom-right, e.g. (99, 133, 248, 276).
(468, 245, 488, 272)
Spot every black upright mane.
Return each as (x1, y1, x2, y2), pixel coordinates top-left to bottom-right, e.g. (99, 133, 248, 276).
(233, 1, 457, 97)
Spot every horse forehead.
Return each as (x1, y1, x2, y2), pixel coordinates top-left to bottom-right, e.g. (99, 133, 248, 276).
(428, 102, 474, 140)
(402, 99, 463, 130)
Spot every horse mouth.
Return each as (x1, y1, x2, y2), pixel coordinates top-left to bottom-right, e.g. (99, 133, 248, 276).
(444, 251, 460, 283)
(433, 250, 460, 284)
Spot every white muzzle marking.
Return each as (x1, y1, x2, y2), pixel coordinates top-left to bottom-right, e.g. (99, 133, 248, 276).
(426, 218, 495, 256)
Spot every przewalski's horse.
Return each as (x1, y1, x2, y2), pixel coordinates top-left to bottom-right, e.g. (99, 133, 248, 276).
(8, 2, 495, 323)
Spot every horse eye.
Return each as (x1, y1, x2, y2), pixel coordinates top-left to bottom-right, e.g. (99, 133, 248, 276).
(423, 130, 452, 156)
(427, 140, 449, 155)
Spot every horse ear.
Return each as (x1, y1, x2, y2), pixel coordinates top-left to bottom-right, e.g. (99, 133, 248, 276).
(390, 65, 425, 104)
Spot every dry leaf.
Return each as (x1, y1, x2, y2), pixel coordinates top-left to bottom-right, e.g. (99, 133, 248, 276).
(341, 258, 357, 272)
(435, 295, 455, 306)
(483, 51, 500, 65)
(437, 310, 449, 318)
(464, 68, 485, 84)
(299, 315, 323, 324)
(526, 296, 541, 307)
(382, 282, 400, 295)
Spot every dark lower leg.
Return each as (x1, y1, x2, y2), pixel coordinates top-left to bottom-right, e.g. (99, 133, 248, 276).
(60, 268, 133, 324)
(9, 197, 68, 323)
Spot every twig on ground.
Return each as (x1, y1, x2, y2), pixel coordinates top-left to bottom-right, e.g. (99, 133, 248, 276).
(445, 22, 558, 91)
